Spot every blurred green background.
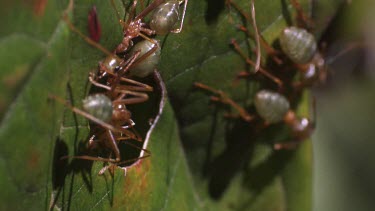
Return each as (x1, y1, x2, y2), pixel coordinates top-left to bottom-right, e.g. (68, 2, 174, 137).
(313, 0, 375, 210)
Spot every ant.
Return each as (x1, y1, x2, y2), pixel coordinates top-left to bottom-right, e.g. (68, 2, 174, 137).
(110, 0, 189, 53)
(277, 0, 363, 89)
(194, 83, 315, 150)
(52, 1, 171, 173)
(254, 90, 315, 149)
(226, 0, 326, 90)
(49, 51, 153, 173)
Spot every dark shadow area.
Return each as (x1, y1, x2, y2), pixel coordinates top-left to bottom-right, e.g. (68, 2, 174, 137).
(49, 71, 164, 209)
(205, 0, 226, 24)
(207, 117, 256, 199)
(316, 3, 366, 87)
(50, 136, 96, 211)
(235, 149, 294, 210)
(49, 84, 99, 210)
(280, 0, 293, 26)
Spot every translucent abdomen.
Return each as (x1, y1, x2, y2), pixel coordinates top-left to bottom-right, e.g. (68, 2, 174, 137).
(280, 26, 317, 64)
(254, 90, 290, 123)
(150, 1, 180, 35)
(129, 39, 161, 77)
(83, 94, 113, 122)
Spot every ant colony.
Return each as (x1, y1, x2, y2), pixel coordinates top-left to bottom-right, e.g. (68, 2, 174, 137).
(195, 0, 320, 150)
(52, 0, 188, 175)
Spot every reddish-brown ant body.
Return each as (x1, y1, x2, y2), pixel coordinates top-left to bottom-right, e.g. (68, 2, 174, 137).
(112, 0, 189, 53)
(194, 0, 317, 149)
(54, 0, 176, 173)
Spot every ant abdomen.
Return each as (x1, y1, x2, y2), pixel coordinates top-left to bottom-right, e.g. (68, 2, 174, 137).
(254, 90, 290, 123)
(129, 39, 161, 77)
(150, 1, 180, 35)
(279, 26, 317, 64)
(83, 94, 113, 122)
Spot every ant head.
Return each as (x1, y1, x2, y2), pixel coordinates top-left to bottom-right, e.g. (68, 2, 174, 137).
(290, 117, 315, 140)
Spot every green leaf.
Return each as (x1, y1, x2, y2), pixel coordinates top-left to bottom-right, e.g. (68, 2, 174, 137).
(0, 0, 342, 210)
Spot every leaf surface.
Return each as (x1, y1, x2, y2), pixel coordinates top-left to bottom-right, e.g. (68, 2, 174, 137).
(0, 0, 343, 210)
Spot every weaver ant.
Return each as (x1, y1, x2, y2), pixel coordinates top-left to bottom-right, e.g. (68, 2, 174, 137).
(110, 0, 189, 53)
(194, 83, 314, 149)
(226, 0, 325, 90)
(52, 1, 170, 173)
(49, 51, 155, 173)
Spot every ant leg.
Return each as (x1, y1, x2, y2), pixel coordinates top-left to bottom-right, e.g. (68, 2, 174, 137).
(237, 25, 283, 65)
(116, 79, 153, 92)
(226, 0, 283, 65)
(98, 152, 151, 175)
(88, 77, 151, 105)
(194, 82, 254, 122)
(98, 141, 151, 175)
(48, 95, 137, 139)
(274, 141, 299, 150)
(105, 130, 121, 161)
(111, 51, 141, 91)
(231, 39, 283, 88)
(289, 0, 314, 29)
(325, 42, 365, 65)
(171, 0, 189, 33)
(113, 90, 149, 105)
(135, 0, 165, 20)
(88, 72, 113, 91)
(140, 27, 156, 37)
(116, 141, 151, 165)
(123, 0, 139, 26)
(62, 12, 114, 57)
(97, 67, 154, 92)
(61, 154, 117, 163)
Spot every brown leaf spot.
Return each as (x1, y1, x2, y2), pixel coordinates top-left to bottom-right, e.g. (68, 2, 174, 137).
(23, 0, 48, 17)
(34, 0, 48, 17)
(2, 64, 29, 89)
(114, 159, 151, 207)
(27, 148, 41, 171)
